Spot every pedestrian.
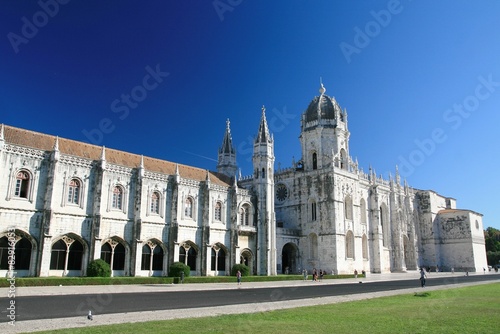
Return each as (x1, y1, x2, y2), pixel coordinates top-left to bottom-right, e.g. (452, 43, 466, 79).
(419, 268, 427, 287)
(354, 269, 358, 279)
(319, 269, 324, 281)
(236, 270, 242, 285)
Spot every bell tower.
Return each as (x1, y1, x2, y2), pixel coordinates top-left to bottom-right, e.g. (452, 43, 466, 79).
(299, 83, 350, 171)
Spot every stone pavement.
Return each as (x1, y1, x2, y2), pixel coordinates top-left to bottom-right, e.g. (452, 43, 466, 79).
(1, 271, 498, 334)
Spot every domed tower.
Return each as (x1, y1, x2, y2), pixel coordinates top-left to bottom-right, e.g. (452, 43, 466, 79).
(299, 83, 350, 171)
(217, 119, 237, 178)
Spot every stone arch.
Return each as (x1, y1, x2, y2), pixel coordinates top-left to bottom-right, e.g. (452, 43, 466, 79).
(179, 240, 199, 273)
(100, 236, 130, 276)
(0, 228, 37, 276)
(281, 242, 299, 274)
(141, 238, 167, 276)
(210, 242, 228, 274)
(240, 248, 254, 274)
(50, 233, 88, 276)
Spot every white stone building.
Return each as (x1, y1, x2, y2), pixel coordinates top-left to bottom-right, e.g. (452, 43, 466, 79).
(0, 84, 487, 277)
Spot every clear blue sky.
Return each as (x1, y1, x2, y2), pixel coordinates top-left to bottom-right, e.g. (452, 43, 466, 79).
(1, 1, 499, 230)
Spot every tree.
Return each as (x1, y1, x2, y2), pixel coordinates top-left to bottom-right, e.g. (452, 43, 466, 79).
(485, 227, 500, 266)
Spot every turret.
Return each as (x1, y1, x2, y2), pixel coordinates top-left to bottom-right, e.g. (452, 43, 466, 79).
(217, 119, 238, 178)
(252, 106, 276, 275)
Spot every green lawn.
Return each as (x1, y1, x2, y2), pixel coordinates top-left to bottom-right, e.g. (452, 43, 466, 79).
(34, 283, 500, 334)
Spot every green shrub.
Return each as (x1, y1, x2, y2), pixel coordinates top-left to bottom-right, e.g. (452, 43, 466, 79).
(87, 259, 111, 277)
(169, 262, 190, 278)
(231, 264, 250, 276)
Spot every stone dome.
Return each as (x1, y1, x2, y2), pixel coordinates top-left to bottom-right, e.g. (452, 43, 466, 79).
(303, 84, 340, 123)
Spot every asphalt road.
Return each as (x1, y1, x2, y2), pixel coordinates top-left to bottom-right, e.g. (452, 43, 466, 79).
(2, 275, 498, 323)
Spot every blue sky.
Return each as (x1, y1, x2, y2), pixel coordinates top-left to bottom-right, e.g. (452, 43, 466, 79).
(1, 1, 499, 230)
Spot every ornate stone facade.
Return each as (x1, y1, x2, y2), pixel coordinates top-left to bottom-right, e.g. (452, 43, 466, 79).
(0, 85, 487, 277)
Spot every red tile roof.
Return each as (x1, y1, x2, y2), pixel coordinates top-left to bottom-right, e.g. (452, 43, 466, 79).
(3, 124, 231, 187)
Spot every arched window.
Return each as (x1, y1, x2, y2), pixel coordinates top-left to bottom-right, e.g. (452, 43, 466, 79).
(67, 179, 81, 205)
(141, 243, 163, 271)
(312, 152, 317, 170)
(211, 247, 226, 271)
(101, 243, 112, 264)
(179, 245, 197, 270)
(185, 197, 193, 218)
(100, 241, 125, 270)
(214, 201, 222, 221)
(0, 236, 31, 270)
(67, 241, 83, 270)
(346, 230, 355, 259)
(15, 238, 32, 270)
(240, 204, 251, 226)
(50, 238, 83, 271)
(112, 186, 123, 210)
(261, 168, 265, 178)
(50, 240, 67, 270)
(151, 192, 160, 214)
(15, 171, 30, 198)
(340, 149, 347, 170)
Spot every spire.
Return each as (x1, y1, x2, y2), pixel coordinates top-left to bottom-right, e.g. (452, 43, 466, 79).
(100, 146, 106, 160)
(53, 136, 59, 151)
(174, 163, 180, 183)
(219, 119, 235, 155)
(255, 106, 272, 144)
(138, 155, 145, 178)
(52, 136, 60, 161)
(217, 119, 237, 178)
(100, 146, 106, 169)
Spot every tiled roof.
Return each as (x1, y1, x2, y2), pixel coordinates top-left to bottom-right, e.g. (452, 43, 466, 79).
(2, 124, 232, 187)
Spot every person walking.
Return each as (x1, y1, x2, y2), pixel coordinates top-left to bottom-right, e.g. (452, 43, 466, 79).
(419, 268, 427, 287)
(236, 270, 242, 285)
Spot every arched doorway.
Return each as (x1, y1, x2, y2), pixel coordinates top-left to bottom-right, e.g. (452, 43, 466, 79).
(281, 243, 298, 274)
(240, 249, 254, 275)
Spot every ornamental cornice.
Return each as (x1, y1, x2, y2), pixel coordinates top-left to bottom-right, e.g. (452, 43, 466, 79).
(144, 171, 170, 182)
(5, 144, 46, 159)
(59, 154, 93, 168)
(179, 178, 200, 187)
(106, 164, 133, 176)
